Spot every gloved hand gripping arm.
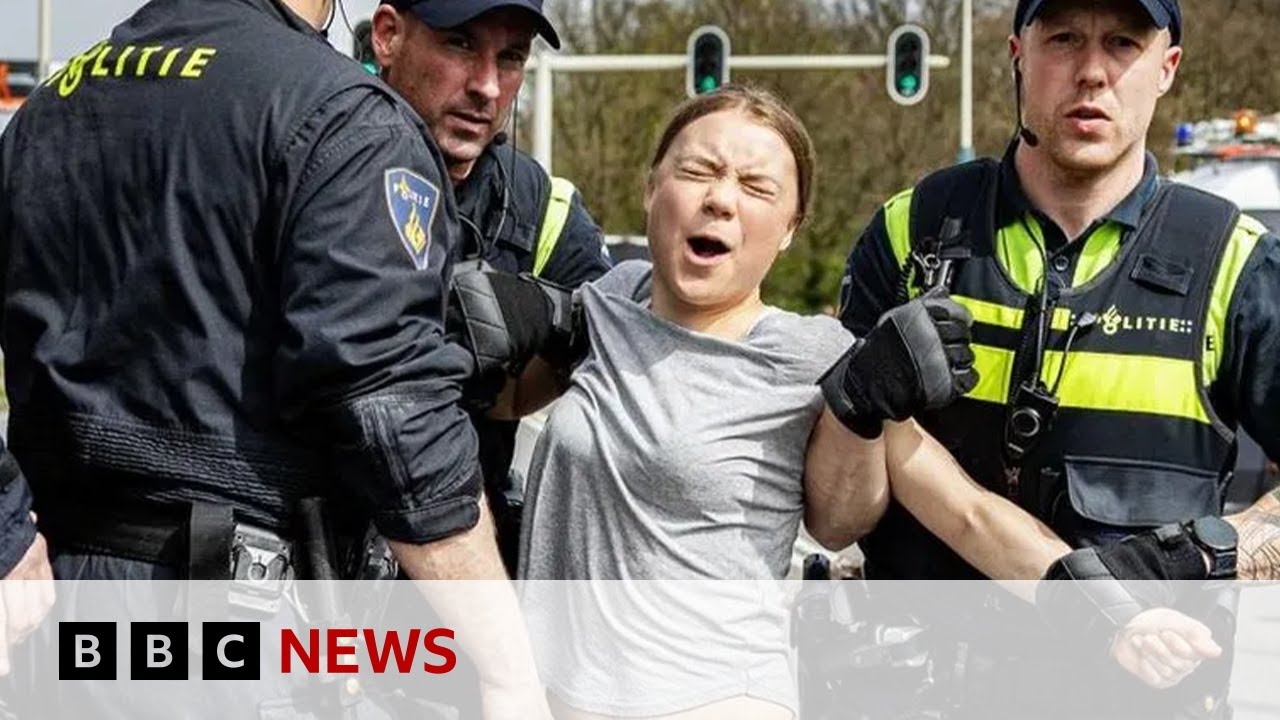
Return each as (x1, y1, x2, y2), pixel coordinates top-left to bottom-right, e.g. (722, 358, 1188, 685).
(1038, 522, 1228, 688)
(820, 288, 978, 438)
(448, 271, 586, 415)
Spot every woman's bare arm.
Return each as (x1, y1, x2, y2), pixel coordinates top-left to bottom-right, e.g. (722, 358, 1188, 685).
(882, 420, 1070, 597)
(802, 409, 891, 550)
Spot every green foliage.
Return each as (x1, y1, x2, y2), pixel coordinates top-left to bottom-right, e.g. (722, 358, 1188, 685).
(533, 0, 1280, 312)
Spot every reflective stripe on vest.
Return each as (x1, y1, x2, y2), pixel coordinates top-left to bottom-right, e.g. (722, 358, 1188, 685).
(1204, 213, 1266, 384)
(532, 176, 576, 278)
(962, 341, 1209, 423)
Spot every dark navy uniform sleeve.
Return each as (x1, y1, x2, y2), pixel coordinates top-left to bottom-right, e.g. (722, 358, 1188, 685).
(838, 207, 903, 338)
(0, 439, 37, 576)
(537, 190, 612, 288)
(1211, 232, 1280, 462)
(0, 131, 39, 576)
(275, 87, 481, 544)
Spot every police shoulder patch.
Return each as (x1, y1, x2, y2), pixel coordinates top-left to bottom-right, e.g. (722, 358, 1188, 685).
(384, 168, 441, 270)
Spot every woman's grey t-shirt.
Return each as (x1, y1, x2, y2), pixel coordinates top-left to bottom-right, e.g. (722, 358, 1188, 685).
(517, 261, 852, 715)
(519, 260, 852, 580)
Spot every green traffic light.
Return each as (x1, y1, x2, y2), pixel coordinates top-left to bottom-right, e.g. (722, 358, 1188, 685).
(898, 74, 919, 95)
(362, 61, 378, 75)
(697, 75, 719, 94)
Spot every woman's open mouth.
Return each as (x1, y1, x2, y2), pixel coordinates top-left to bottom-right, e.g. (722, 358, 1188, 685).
(687, 235, 731, 260)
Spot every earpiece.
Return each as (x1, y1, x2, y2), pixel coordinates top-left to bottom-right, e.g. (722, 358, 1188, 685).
(1013, 60, 1040, 147)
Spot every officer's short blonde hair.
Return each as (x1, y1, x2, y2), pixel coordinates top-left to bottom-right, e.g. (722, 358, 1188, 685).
(649, 84, 816, 229)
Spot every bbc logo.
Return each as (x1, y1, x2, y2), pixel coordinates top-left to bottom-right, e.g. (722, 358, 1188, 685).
(58, 622, 261, 680)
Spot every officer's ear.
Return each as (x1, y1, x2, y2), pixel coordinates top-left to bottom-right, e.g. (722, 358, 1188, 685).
(1008, 34, 1022, 72)
(1157, 40, 1183, 96)
(371, 5, 404, 68)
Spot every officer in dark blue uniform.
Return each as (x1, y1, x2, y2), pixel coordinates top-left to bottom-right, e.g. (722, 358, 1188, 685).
(0, 0, 550, 715)
(371, 0, 611, 573)
(839, 0, 1280, 584)
(822, 0, 1280, 716)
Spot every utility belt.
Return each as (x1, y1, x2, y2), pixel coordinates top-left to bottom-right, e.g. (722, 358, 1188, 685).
(44, 497, 398, 615)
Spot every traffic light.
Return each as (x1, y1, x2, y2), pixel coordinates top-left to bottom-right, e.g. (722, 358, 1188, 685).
(886, 25, 929, 106)
(686, 26, 730, 98)
(353, 20, 377, 75)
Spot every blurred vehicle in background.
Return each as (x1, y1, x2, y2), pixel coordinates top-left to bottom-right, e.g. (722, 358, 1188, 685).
(0, 60, 36, 133)
(1174, 109, 1280, 512)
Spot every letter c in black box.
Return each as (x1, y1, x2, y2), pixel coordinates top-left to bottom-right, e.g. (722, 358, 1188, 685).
(202, 622, 261, 680)
(59, 622, 117, 680)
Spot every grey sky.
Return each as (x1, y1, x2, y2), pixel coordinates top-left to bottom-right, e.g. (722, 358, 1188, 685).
(0, 0, 383, 64)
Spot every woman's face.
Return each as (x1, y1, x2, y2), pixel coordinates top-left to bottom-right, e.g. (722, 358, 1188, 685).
(644, 109, 799, 315)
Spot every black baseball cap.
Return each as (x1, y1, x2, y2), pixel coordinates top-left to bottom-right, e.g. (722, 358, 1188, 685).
(388, 0, 561, 49)
(1013, 0, 1181, 46)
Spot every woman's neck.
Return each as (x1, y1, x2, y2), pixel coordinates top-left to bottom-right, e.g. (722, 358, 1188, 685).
(651, 284, 765, 341)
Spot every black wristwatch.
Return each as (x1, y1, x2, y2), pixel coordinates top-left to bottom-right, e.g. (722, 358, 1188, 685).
(1185, 516, 1238, 579)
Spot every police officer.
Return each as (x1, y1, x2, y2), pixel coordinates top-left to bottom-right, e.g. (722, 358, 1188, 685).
(370, 0, 611, 573)
(841, 0, 1280, 585)
(0, 0, 550, 715)
(831, 0, 1280, 715)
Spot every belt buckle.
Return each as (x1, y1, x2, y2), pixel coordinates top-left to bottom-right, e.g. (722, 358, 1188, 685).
(229, 523, 293, 615)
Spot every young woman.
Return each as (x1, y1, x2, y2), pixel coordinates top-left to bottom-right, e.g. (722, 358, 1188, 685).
(514, 85, 874, 720)
(466, 85, 1216, 718)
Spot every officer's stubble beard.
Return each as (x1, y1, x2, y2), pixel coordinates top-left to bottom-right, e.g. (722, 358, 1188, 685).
(1012, 59, 1148, 189)
(442, 73, 519, 187)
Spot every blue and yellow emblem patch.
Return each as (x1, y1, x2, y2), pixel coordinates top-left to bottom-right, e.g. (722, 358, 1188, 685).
(384, 168, 440, 270)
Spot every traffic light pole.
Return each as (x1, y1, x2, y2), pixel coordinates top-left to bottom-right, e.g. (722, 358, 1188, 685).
(959, 0, 975, 163)
(526, 51, 952, 172)
(37, 0, 53, 81)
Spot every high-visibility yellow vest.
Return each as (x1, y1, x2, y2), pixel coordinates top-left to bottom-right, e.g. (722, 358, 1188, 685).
(861, 159, 1265, 578)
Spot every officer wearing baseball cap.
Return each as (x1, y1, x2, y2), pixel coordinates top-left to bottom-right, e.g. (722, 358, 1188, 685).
(390, 0, 562, 48)
(371, 0, 611, 575)
(1015, 0, 1181, 45)
(835, 0, 1280, 715)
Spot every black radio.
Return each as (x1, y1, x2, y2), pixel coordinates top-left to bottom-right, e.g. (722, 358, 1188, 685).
(1004, 380, 1060, 465)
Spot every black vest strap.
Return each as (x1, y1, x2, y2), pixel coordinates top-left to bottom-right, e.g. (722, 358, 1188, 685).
(905, 159, 1000, 296)
(1123, 182, 1239, 298)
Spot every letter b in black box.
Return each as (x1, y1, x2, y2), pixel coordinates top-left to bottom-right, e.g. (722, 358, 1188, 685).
(131, 622, 188, 680)
(59, 622, 117, 680)
(203, 622, 260, 680)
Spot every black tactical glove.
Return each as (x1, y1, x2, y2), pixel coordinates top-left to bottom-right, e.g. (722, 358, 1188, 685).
(820, 288, 978, 438)
(447, 271, 584, 383)
(1038, 546, 1155, 639)
(1036, 522, 1215, 647)
(1087, 524, 1212, 582)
